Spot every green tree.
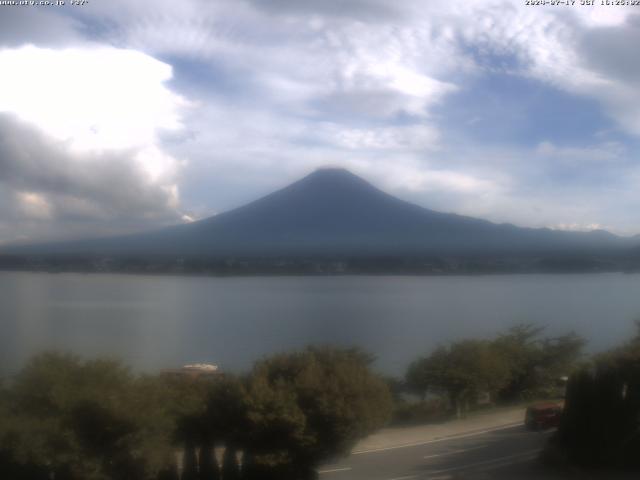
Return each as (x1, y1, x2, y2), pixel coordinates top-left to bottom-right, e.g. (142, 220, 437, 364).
(243, 371, 309, 479)
(243, 347, 392, 478)
(491, 324, 544, 401)
(406, 340, 510, 417)
(493, 324, 584, 402)
(0, 352, 178, 480)
(153, 371, 222, 480)
(201, 375, 247, 479)
(203, 375, 248, 447)
(1, 348, 392, 480)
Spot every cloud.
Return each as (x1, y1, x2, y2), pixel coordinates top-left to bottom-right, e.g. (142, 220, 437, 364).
(16, 192, 52, 221)
(0, 46, 188, 157)
(581, 15, 640, 84)
(434, 2, 640, 136)
(0, 8, 81, 47)
(317, 124, 441, 151)
(76, 0, 458, 119)
(535, 140, 626, 164)
(0, 45, 190, 244)
(0, 113, 183, 231)
(2, 0, 640, 242)
(551, 222, 607, 233)
(247, 0, 402, 21)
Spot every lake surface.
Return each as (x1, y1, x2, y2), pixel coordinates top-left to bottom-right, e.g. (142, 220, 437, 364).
(1, 271, 640, 376)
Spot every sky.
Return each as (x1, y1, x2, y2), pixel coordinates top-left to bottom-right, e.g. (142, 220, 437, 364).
(1, 0, 640, 244)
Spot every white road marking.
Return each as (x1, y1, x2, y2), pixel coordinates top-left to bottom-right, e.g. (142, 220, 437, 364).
(352, 422, 523, 455)
(387, 475, 417, 480)
(423, 444, 488, 459)
(426, 449, 540, 475)
(317, 467, 352, 474)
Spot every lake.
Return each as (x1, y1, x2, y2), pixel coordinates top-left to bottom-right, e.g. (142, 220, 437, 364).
(1, 271, 639, 376)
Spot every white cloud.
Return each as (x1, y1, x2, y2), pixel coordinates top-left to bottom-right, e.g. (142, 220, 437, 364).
(324, 124, 440, 151)
(0, 45, 192, 243)
(550, 223, 606, 232)
(431, 1, 640, 136)
(69, 3, 640, 231)
(0, 46, 190, 182)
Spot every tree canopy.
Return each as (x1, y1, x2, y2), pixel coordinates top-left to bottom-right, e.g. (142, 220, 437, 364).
(405, 325, 585, 415)
(242, 347, 392, 478)
(552, 325, 640, 469)
(493, 324, 584, 402)
(0, 347, 392, 480)
(406, 340, 510, 417)
(0, 352, 179, 480)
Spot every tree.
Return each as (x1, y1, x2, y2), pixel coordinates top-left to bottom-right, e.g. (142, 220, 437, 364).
(181, 439, 198, 480)
(198, 439, 220, 480)
(157, 463, 180, 480)
(406, 340, 510, 417)
(243, 347, 392, 478)
(242, 371, 310, 479)
(0, 352, 178, 480)
(221, 446, 241, 480)
(552, 325, 640, 469)
(1, 348, 392, 480)
(493, 324, 585, 402)
(405, 360, 430, 400)
(203, 375, 248, 447)
(491, 324, 545, 401)
(200, 375, 247, 479)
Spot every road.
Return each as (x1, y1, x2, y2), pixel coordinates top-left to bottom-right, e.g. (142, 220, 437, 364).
(318, 424, 560, 480)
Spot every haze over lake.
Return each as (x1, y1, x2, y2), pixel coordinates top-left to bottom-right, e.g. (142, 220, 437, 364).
(3, 272, 639, 376)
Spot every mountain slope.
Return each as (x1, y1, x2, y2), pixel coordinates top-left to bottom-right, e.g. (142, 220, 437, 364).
(3, 168, 634, 257)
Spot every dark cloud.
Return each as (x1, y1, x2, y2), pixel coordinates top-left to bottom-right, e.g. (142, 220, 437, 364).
(0, 114, 182, 244)
(0, 8, 81, 47)
(580, 15, 640, 86)
(246, 0, 403, 21)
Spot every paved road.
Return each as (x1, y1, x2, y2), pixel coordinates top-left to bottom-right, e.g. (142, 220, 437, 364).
(318, 424, 560, 480)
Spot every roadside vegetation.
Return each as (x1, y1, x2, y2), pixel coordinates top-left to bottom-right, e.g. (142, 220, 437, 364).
(0, 347, 392, 480)
(544, 323, 640, 470)
(402, 324, 584, 420)
(2, 323, 625, 479)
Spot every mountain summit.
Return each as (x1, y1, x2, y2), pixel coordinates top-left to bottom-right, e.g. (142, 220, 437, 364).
(3, 168, 633, 257)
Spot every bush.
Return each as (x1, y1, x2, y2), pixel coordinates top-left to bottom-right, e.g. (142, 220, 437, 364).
(242, 347, 393, 476)
(392, 398, 450, 426)
(0, 353, 179, 480)
(0, 347, 393, 480)
(552, 327, 640, 470)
